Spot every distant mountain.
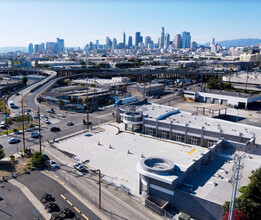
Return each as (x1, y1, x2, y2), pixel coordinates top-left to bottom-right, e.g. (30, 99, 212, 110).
(203, 38, 261, 48)
(0, 47, 27, 53)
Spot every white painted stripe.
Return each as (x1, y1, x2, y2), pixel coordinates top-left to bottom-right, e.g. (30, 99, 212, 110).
(150, 184, 174, 196)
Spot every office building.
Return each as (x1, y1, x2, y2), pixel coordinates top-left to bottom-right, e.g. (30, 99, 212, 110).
(135, 32, 142, 47)
(160, 27, 165, 48)
(173, 34, 182, 49)
(46, 42, 57, 53)
(191, 41, 197, 49)
(164, 33, 170, 49)
(57, 38, 64, 53)
(144, 36, 152, 49)
(28, 43, 34, 54)
(128, 36, 133, 48)
(182, 32, 191, 48)
(34, 44, 40, 53)
(123, 32, 126, 48)
(112, 38, 117, 49)
(96, 40, 99, 49)
(106, 37, 112, 49)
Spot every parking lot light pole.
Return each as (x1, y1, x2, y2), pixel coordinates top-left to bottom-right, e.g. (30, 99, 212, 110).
(91, 169, 101, 209)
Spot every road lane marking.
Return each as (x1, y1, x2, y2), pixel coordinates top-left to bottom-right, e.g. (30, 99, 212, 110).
(74, 207, 81, 213)
(60, 194, 66, 200)
(67, 200, 73, 206)
(82, 213, 89, 220)
(188, 148, 196, 154)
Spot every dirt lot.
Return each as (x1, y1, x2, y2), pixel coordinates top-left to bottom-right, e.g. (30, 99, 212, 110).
(0, 157, 30, 179)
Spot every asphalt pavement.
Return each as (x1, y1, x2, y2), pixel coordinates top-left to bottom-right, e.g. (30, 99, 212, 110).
(0, 180, 42, 220)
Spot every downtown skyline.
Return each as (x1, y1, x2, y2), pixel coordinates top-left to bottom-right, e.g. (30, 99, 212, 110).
(0, 0, 261, 47)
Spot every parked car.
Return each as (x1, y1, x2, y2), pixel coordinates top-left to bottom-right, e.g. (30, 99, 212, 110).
(8, 138, 21, 144)
(45, 202, 60, 213)
(58, 114, 66, 118)
(0, 121, 6, 129)
(41, 114, 48, 119)
(50, 127, 61, 132)
(73, 163, 84, 171)
(15, 92, 20, 96)
(31, 132, 42, 139)
(67, 121, 74, 126)
(40, 193, 55, 203)
(48, 160, 59, 168)
(33, 114, 39, 120)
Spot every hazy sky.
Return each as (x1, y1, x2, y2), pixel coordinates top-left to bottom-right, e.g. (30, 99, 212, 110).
(0, 0, 260, 47)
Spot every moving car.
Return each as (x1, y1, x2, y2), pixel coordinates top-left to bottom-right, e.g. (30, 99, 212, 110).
(31, 132, 41, 139)
(73, 163, 84, 171)
(48, 160, 59, 168)
(47, 109, 55, 114)
(50, 127, 61, 132)
(67, 121, 74, 126)
(8, 138, 21, 144)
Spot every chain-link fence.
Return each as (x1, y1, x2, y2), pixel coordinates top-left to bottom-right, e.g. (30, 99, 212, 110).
(145, 198, 175, 220)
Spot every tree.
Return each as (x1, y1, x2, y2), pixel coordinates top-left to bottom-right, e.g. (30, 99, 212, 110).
(222, 168, 261, 219)
(0, 148, 5, 160)
(30, 152, 45, 167)
(22, 76, 28, 85)
(58, 99, 64, 109)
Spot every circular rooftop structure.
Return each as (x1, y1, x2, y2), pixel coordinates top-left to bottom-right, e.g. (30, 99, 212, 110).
(140, 157, 175, 174)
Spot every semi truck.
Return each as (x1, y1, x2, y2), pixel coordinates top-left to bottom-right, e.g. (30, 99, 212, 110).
(114, 96, 137, 106)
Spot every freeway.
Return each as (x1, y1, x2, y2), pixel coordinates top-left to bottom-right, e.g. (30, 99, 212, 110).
(8, 70, 57, 115)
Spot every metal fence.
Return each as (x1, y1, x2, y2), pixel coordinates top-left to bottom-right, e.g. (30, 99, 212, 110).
(145, 198, 175, 220)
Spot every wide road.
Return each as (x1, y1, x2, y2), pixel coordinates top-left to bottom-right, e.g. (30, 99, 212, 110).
(17, 171, 101, 220)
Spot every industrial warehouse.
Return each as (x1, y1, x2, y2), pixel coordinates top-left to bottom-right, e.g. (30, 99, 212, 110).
(53, 101, 261, 220)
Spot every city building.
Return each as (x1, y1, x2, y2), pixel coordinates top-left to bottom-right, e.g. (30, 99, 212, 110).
(128, 36, 133, 48)
(57, 38, 65, 53)
(173, 34, 182, 49)
(135, 32, 142, 47)
(28, 43, 34, 54)
(160, 27, 165, 48)
(182, 32, 191, 49)
(123, 32, 126, 48)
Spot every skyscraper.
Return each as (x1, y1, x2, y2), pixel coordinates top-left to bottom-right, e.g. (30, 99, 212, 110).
(123, 32, 126, 48)
(28, 43, 34, 54)
(145, 36, 152, 49)
(128, 36, 133, 48)
(160, 27, 165, 48)
(106, 37, 111, 49)
(164, 33, 170, 49)
(173, 34, 182, 49)
(211, 38, 215, 46)
(112, 38, 117, 49)
(96, 40, 99, 49)
(181, 32, 191, 48)
(46, 42, 57, 53)
(57, 38, 64, 53)
(135, 32, 142, 46)
(34, 44, 40, 53)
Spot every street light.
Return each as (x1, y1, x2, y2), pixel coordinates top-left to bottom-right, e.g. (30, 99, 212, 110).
(91, 169, 101, 209)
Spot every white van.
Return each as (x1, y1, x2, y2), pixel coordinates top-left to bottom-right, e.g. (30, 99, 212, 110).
(0, 121, 6, 129)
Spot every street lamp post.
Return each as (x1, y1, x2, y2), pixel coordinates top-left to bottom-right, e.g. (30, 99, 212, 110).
(91, 169, 101, 209)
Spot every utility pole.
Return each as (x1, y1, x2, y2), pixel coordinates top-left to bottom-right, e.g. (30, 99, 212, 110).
(228, 154, 245, 220)
(38, 107, 42, 154)
(4, 97, 8, 136)
(21, 97, 25, 152)
(86, 87, 90, 129)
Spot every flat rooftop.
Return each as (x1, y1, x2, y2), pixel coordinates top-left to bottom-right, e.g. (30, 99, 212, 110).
(135, 103, 261, 144)
(182, 152, 261, 205)
(223, 72, 261, 85)
(54, 123, 208, 196)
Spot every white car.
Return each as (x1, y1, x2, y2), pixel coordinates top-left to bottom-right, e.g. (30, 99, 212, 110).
(58, 114, 66, 118)
(41, 114, 48, 119)
(73, 163, 84, 171)
(44, 119, 51, 124)
(48, 160, 59, 168)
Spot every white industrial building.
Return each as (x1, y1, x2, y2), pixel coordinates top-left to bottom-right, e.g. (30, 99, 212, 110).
(183, 89, 261, 109)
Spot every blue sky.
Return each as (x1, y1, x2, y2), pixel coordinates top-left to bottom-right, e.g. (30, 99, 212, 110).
(0, 0, 260, 47)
